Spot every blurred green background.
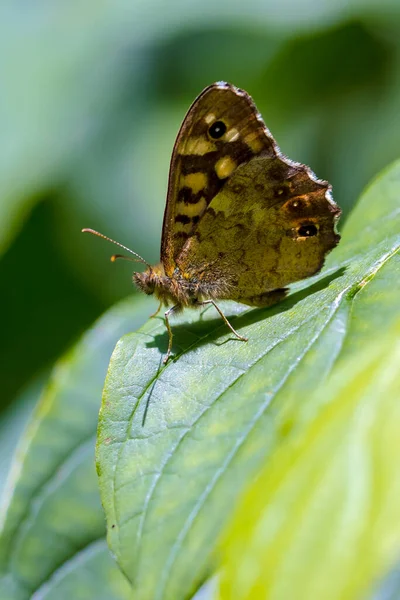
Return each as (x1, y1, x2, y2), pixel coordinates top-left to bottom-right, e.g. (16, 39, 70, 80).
(1, 0, 400, 471)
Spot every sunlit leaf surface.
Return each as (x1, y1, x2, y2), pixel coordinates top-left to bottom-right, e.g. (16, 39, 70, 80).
(220, 323, 400, 600)
(97, 158, 400, 600)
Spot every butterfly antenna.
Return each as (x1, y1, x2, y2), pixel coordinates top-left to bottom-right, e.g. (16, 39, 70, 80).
(82, 228, 151, 268)
(110, 253, 142, 264)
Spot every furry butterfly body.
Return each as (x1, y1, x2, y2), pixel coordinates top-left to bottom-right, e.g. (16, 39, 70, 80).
(84, 82, 341, 362)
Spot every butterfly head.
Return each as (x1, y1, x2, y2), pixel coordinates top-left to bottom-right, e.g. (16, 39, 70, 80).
(133, 265, 163, 296)
(134, 264, 189, 307)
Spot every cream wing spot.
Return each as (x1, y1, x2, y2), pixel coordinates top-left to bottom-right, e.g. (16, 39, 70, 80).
(204, 113, 216, 125)
(180, 137, 216, 156)
(225, 128, 240, 142)
(180, 172, 208, 194)
(244, 131, 263, 153)
(178, 196, 207, 217)
(215, 156, 237, 179)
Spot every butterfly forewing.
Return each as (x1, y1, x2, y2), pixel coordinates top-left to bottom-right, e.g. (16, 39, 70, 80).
(161, 82, 276, 275)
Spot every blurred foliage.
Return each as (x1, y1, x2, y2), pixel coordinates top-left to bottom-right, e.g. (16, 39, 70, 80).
(220, 321, 400, 600)
(1, 1, 400, 598)
(0, 200, 107, 405)
(0, 295, 155, 599)
(220, 323, 400, 600)
(0, 376, 42, 496)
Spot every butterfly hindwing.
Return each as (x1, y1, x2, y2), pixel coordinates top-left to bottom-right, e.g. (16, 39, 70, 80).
(161, 82, 277, 275)
(175, 154, 340, 303)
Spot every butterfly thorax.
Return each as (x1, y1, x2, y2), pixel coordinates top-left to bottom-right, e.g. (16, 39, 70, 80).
(134, 264, 224, 308)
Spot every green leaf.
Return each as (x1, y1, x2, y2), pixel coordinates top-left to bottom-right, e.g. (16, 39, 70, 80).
(97, 158, 400, 600)
(219, 323, 400, 600)
(0, 295, 156, 600)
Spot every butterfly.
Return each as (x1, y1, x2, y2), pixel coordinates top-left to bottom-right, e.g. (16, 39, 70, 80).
(83, 82, 341, 363)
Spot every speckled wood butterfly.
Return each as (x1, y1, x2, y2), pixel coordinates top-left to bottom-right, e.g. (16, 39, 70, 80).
(84, 82, 341, 362)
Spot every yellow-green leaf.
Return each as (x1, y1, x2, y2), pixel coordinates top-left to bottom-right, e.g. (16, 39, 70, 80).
(220, 324, 400, 600)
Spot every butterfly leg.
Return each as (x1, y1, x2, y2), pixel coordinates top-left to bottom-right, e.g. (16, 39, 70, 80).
(150, 301, 162, 318)
(163, 305, 179, 364)
(198, 300, 248, 342)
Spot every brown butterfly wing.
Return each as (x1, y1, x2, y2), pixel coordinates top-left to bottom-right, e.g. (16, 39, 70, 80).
(175, 154, 340, 303)
(161, 82, 276, 276)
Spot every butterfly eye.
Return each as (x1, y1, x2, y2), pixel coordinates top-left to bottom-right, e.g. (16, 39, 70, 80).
(208, 121, 227, 139)
(298, 224, 318, 237)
